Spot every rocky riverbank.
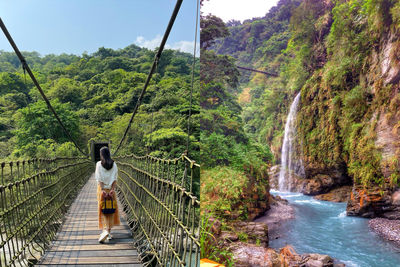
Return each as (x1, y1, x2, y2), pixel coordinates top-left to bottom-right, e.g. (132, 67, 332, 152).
(255, 195, 295, 240)
(230, 243, 345, 267)
(216, 195, 346, 266)
(369, 218, 400, 246)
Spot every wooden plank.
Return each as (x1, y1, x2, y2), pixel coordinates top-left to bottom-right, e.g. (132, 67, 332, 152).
(48, 243, 134, 251)
(53, 229, 124, 235)
(56, 233, 132, 240)
(40, 256, 140, 264)
(49, 238, 133, 245)
(44, 264, 142, 267)
(62, 225, 130, 231)
(40, 250, 138, 257)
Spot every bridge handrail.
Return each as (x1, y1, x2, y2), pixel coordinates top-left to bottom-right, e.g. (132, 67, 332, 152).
(0, 157, 88, 185)
(0, 157, 93, 267)
(115, 153, 200, 266)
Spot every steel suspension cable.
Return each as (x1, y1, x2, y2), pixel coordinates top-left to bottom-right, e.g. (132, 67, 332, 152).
(113, 0, 183, 156)
(0, 17, 88, 157)
(186, 0, 199, 155)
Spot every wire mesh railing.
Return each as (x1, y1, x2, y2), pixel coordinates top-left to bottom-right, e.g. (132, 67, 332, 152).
(115, 154, 200, 267)
(0, 157, 93, 267)
(0, 157, 86, 185)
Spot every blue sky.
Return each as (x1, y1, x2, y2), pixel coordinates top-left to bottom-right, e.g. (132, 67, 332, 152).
(0, 0, 199, 56)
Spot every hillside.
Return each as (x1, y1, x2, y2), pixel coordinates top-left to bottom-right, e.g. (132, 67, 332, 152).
(0, 45, 199, 160)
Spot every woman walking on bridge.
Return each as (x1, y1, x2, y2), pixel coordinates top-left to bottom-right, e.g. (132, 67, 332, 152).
(95, 146, 120, 243)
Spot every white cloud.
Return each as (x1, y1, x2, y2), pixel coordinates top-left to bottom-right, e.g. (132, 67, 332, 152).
(135, 35, 163, 50)
(202, 0, 280, 22)
(135, 35, 199, 56)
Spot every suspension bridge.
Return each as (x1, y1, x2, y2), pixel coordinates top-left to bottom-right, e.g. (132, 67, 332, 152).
(0, 0, 200, 266)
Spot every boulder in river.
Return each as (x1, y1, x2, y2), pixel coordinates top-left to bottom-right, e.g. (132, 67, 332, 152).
(346, 185, 400, 218)
(314, 186, 352, 202)
(268, 165, 351, 196)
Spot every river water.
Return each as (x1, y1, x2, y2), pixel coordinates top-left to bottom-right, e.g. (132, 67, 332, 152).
(269, 190, 400, 267)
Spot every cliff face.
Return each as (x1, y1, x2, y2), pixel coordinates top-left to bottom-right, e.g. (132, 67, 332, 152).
(295, 0, 400, 217)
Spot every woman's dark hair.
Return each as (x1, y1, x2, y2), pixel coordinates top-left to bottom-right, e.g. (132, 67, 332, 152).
(100, 146, 114, 170)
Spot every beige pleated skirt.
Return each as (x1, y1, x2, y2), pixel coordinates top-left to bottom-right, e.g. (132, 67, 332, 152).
(97, 184, 120, 229)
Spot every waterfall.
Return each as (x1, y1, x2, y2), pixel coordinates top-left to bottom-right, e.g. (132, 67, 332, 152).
(278, 92, 304, 191)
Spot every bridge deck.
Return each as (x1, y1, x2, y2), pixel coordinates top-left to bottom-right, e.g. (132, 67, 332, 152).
(37, 174, 142, 266)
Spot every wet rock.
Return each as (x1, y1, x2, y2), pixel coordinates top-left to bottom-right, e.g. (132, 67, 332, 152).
(230, 243, 341, 267)
(346, 186, 396, 218)
(268, 165, 280, 189)
(392, 190, 400, 205)
(305, 259, 324, 267)
(269, 164, 351, 196)
(314, 186, 352, 202)
(230, 243, 281, 267)
(379, 32, 400, 85)
(298, 163, 351, 195)
(301, 253, 334, 267)
(308, 254, 333, 265)
(382, 209, 400, 220)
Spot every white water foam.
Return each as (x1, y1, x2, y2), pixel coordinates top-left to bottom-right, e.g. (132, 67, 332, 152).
(269, 189, 281, 194)
(341, 260, 360, 267)
(282, 193, 302, 198)
(338, 211, 347, 218)
(294, 199, 323, 205)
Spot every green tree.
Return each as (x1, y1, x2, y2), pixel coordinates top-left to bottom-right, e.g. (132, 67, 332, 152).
(15, 100, 80, 149)
(200, 14, 229, 49)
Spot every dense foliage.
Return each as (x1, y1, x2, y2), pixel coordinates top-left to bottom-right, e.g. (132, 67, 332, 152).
(200, 2, 273, 235)
(216, 0, 400, 189)
(0, 44, 199, 160)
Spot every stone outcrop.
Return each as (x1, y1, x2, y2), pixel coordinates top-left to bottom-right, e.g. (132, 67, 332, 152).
(255, 195, 295, 240)
(299, 164, 351, 195)
(268, 165, 280, 189)
(346, 186, 400, 218)
(209, 217, 269, 248)
(231, 243, 343, 267)
(314, 186, 352, 202)
(268, 165, 351, 196)
(233, 221, 269, 247)
(230, 243, 280, 267)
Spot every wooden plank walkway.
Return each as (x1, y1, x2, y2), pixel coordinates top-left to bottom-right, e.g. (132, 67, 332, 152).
(38, 174, 142, 266)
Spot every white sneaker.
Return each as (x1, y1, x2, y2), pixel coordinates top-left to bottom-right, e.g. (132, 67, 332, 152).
(98, 230, 109, 243)
(107, 233, 112, 240)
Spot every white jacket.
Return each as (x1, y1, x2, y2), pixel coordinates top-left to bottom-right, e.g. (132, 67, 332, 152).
(95, 161, 118, 189)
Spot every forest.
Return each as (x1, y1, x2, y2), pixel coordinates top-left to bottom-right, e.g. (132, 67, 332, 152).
(0, 44, 199, 160)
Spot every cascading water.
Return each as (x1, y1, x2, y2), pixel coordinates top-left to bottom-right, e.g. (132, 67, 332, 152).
(278, 92, 305, 191)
